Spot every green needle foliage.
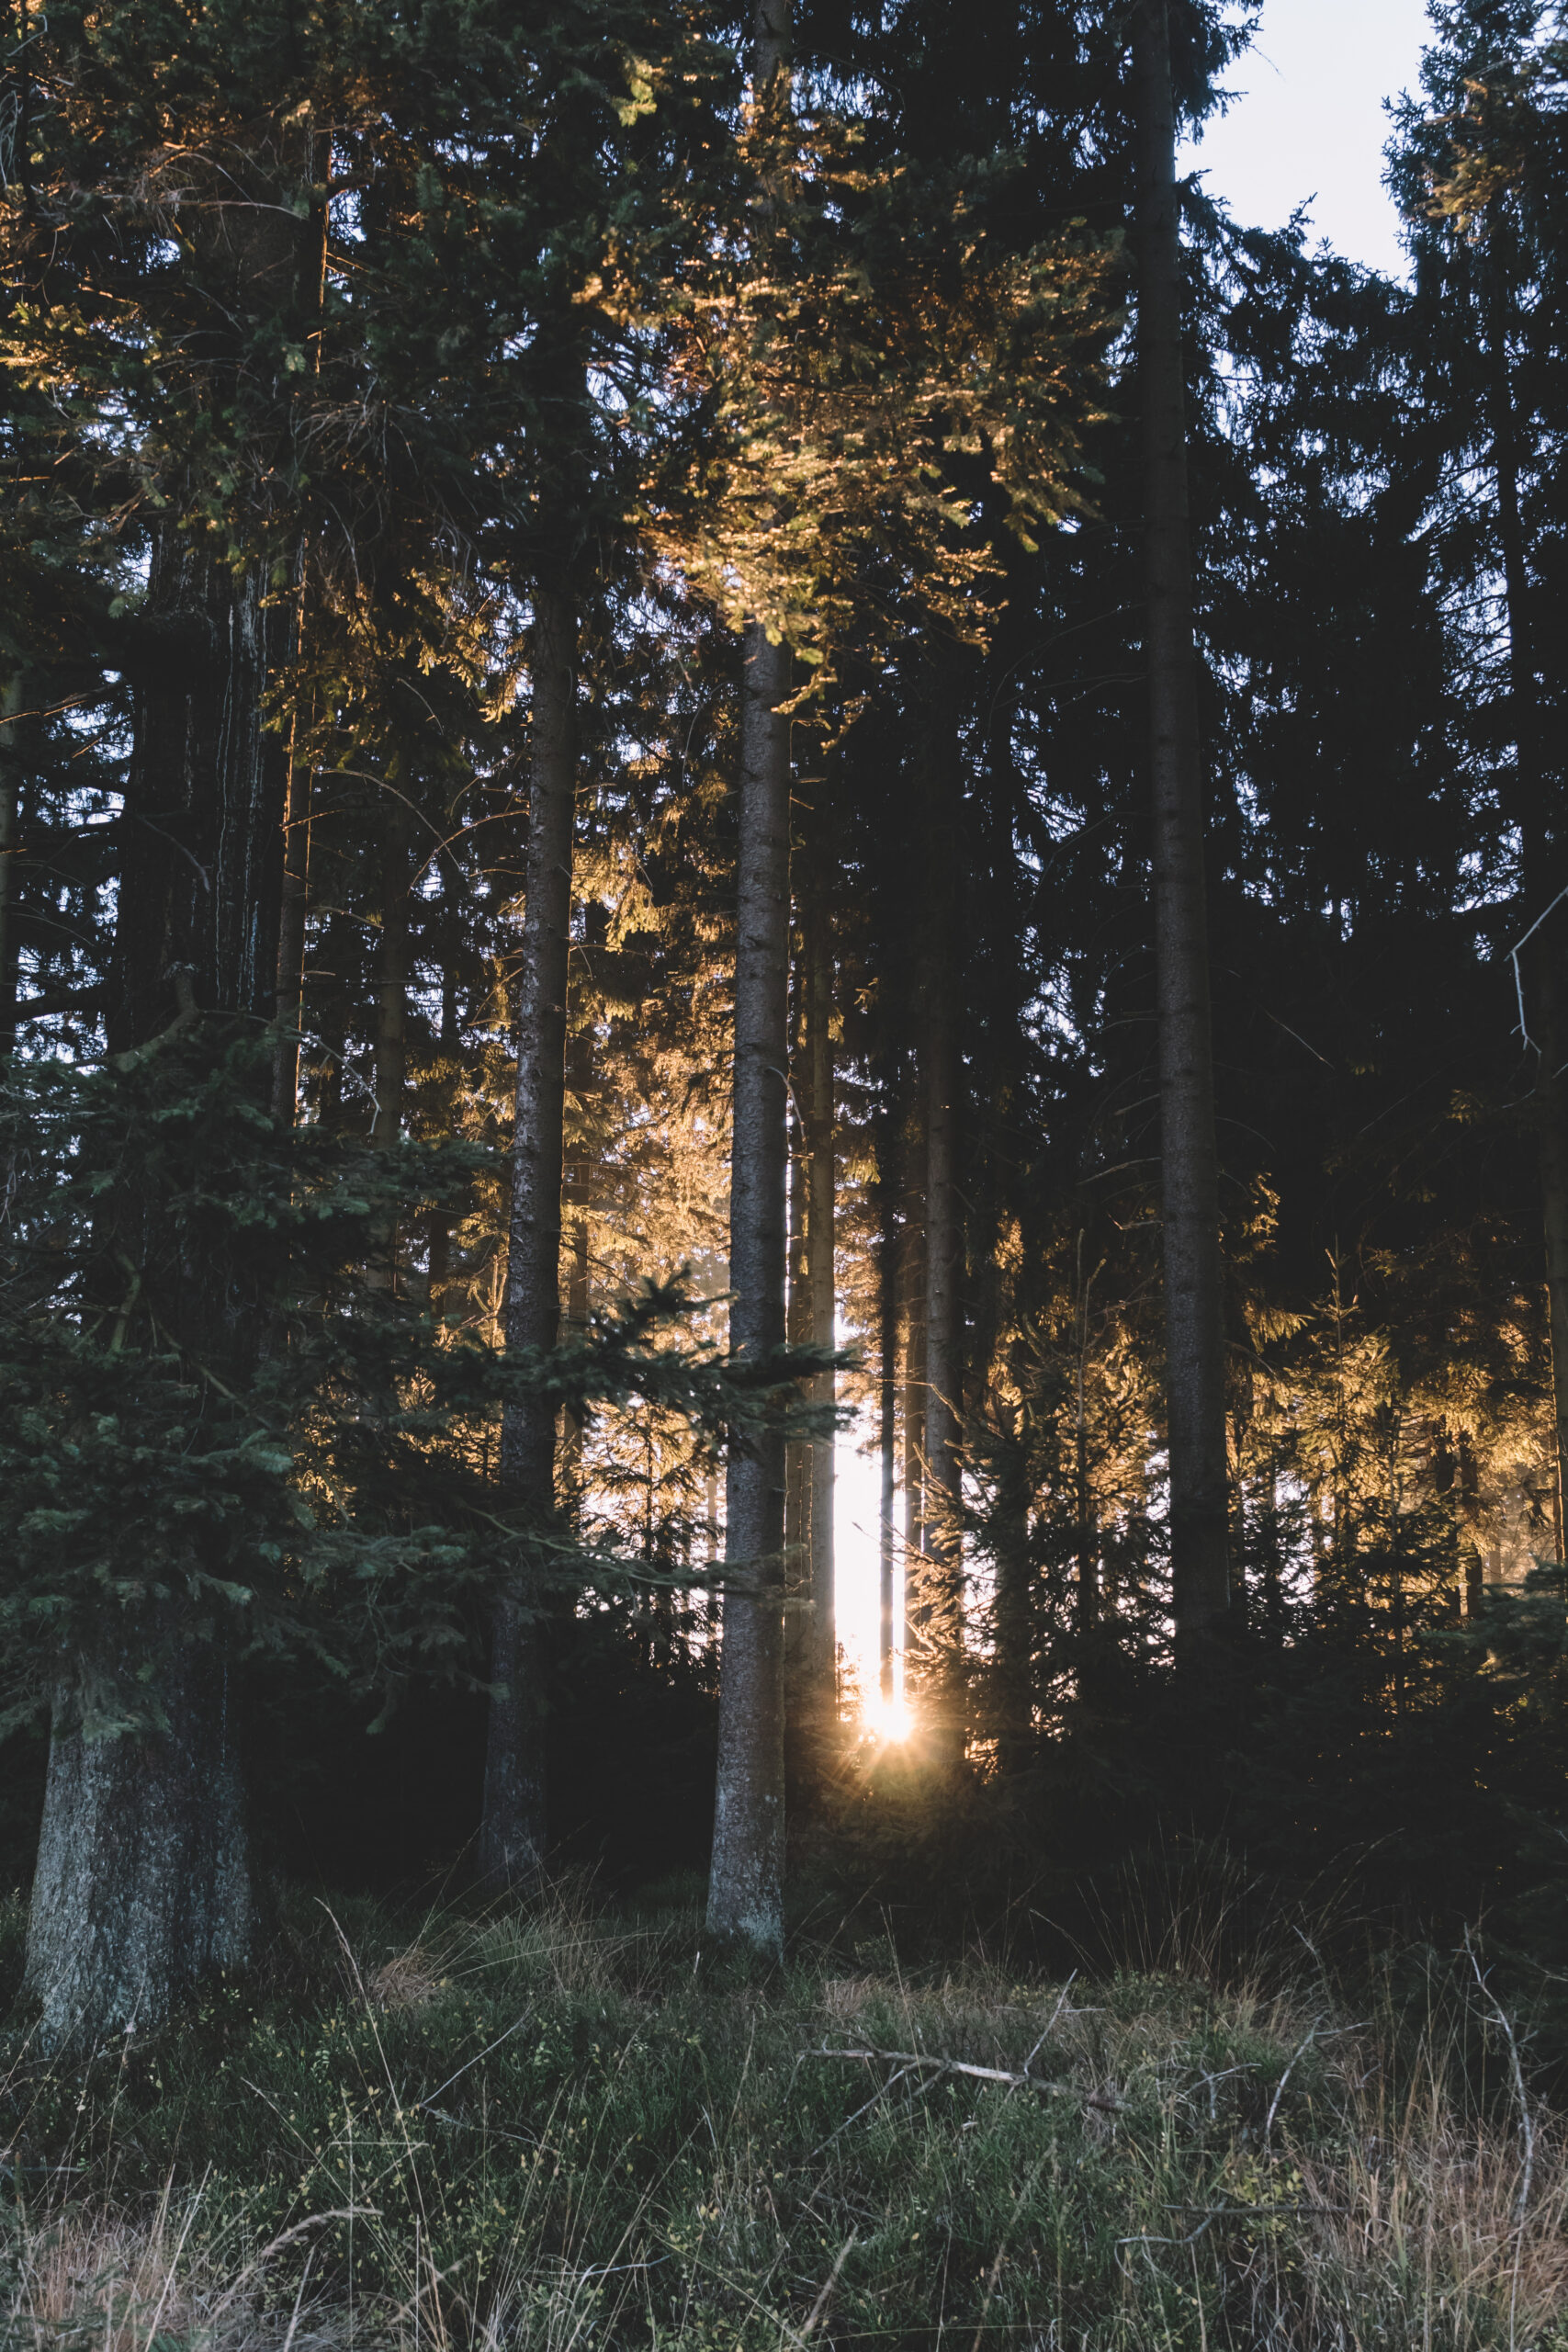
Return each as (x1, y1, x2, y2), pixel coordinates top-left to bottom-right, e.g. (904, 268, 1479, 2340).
(0, 1027, 833, 1741)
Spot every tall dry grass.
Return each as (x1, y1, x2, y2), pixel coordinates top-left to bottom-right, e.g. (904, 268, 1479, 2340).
(0, 1882, 1563, 2351)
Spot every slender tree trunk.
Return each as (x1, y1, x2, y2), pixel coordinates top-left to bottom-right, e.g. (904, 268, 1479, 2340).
(784, 990, 810, 1654)
(366, 790, 412, 1301)
(427, 903, 461, 1319)
(707, 618, 792, 1952)
(271, 158, 326, 1125)
(0, 670, 19, 1057)
(1487, 250, 1568, 1542)
(1460, 1433, 1484, 1616)
(370, 791, 412, 1148)
(480, 585, 578, 1890)
(270, 735, 312, 1123)
(877, 1136, 899, 1709)
(921, 674, 964, 1757)
(806, 886, 836, 1716)
(560, 1210, 591, 1511)
(559, 899, 601, 1512)
(315, 911, 353, 1128)
(902, 1091, 927, 1623)
(785, 863, 836, 1782)
(1075, 1239, 1102, 1641)
(706, 0, 794, 1956)
(993, 1402, 1033, 1776)
(1133, 0, 1230, 1654)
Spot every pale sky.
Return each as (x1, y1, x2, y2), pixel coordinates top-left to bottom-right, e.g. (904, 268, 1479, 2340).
(1181, 0, 1434, 277)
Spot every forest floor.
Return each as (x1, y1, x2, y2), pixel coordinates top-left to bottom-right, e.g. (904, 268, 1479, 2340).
(0, 1878, 1564, 2352)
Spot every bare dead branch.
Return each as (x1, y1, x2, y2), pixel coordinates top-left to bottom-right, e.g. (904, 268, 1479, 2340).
(813, 2045, 1125, 2113)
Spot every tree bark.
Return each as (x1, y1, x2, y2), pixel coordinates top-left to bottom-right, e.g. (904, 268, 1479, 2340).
(1075, 1239, 1102, 1641)
(560, 1204, 591, 1520)
(876, 1127, 899, 1709)
(992, 1399, 1033, 1776)
(1132, 0, 1230, 1654)
(269, 154, 325, 1126)
(920, 676, 964, 1757)
(806, 883, 836, 1715)
(23, 119, 321, 2033)
(784, 985, 810, 1659)
(0, 670, 19, 1058)
(107, 528, 297, 1056)
(706, 0, 794, 1955)
(558, 898, 599, 1513)
(707, 619, 792, 1953)
(370, 790, 412, 1148)
(270, 734, 312, 1124)
(785, 863, 836, 1783)
(25, 1648, 250, 2048)
(902, 1087, 927, 1628)
(479, 583, 578, 1891)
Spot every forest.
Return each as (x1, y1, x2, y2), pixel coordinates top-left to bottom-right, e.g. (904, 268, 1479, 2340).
(5, 0, 1568, 2345)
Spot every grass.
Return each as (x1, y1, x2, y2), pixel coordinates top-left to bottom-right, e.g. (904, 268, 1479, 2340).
(0, 1876, 1564, 2351)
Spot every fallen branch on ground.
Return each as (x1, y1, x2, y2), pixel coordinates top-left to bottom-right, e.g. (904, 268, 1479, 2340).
(814, 2046, 1125, 2114)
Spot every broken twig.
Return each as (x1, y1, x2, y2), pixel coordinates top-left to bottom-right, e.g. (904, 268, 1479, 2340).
(815, 2046, 1124, 2114)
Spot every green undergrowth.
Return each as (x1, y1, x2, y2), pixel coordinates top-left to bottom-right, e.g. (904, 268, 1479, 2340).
(0, 1881, 1563, 2352)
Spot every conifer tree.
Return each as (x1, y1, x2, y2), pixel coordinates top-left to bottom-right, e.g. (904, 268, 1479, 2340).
(1404, 0, 1568, 1544)
(707, 0, 795, 1956)
(1132, 0, 1230, 1654)
(8, 8, 330, 2032)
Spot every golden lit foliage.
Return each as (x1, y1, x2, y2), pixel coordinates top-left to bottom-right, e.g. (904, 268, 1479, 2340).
(598, 96, 1118, 683)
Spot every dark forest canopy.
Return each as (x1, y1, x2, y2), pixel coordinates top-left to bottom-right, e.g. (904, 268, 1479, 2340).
(4, 0, 1568, 2052)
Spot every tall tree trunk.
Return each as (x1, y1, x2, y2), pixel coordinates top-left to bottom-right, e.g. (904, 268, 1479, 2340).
(806, 882, 836, 1718)
(25, 1648, 250, 2049)
(992, 1397, 1033, 1776)
(0, 670, 19, 1057)
(426, 882, 462, 1321)
(1133, 0, 1230, 1654)
(270, 735, 312, 1123)
(315, 910, 353, 1128)
(558, 898, 600, 1514)
(876, 1127, 899, 1709)
(785, 863, 836, 1783)
(707, 616, 791, 1951)
(920, 673, 964, 1757)
(1488, 246, 1568, 1549)
(902, 1088, 927, 1633)
(559, 1206, 591, 1521)
(370, 791, 412, 1149)
(30, 519, 279, 2040)
(24, 111, 325, 2039)
(269, 153, 325, 1125)
(706, 0, 794, 1955)
(23, 287, 317, 2044)
(1075, 1238, 1102, 1641)
(479, 584, 578, 1890)
(106, 533, 297, 1056)
(784, 983, 810, 1662)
